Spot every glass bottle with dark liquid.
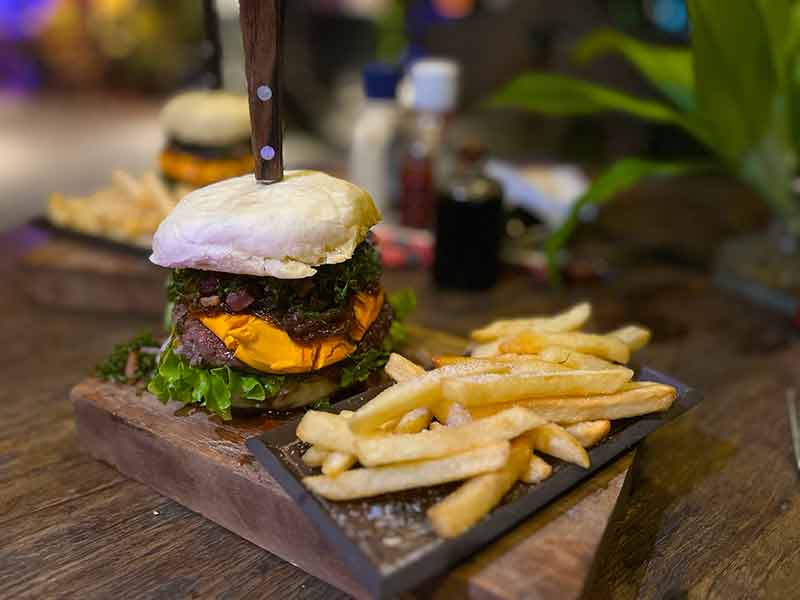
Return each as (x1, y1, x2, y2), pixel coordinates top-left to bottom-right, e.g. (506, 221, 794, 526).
(434, 144, 504, 290)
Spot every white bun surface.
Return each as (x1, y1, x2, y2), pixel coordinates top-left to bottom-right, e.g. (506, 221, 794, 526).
(150, 171, 380, 279)
(160, 90, 250, 147)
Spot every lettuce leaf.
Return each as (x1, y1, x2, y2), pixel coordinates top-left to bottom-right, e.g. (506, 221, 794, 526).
(388, 289, 416, 321)
(147, 344, 285, 420)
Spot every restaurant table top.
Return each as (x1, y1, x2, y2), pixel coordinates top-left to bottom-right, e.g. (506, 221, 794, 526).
(1, 173, 798, 599)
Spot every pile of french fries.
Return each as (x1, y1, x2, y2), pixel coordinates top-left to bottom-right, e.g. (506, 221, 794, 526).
(48, 170, 190, 247)
(296, 302, 677, 538)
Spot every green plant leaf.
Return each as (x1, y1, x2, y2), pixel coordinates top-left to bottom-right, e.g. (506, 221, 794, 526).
(785, 3, 800, 156)
(688, 0, 788, 160)
(488, 73, 700, 137)
(546, 158, 712, 284)
(738, 95, 800, 231)
(754, 0, 794, 84)
(573, 29, 695, 112)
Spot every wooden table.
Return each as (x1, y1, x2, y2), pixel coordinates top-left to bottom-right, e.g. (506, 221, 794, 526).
(2, 176, 798, 599)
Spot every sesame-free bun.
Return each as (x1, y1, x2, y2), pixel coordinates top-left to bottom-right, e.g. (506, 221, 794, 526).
(160, 90, 250, 147)
(150, 171, 381, 279)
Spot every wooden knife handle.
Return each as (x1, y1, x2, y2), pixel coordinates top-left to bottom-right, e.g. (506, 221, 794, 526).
(239, 0, 285, 183)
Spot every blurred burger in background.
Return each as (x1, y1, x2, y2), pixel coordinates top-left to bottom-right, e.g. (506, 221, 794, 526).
(159, 90, 254, 189)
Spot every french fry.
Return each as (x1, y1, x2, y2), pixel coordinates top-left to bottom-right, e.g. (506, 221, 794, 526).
(142, 171, 176, 214)
(318, 410, 357, 475)
(537, 346, 617, 371)
(111, 169, 142, 199)
(322, 451, 358, 476)
(431, 354, 471, 369)
(380, 418, 401, 432)
(434, 354, 571, 372)
(432, 398, 481, 426)
(428, 437, 532, 538)
(296, 411, 356, 454)
(565, 420, 611, 448)
(500, 332, 630, 364)
(527, 423, 590, 468)
(432, 355, 469, 368)
(48, 170, 180, 247)
(468, 382, 677, 423)
(355, 407, 546, 467)
(470, 338, 503, 358)
(470, 302, 591, 342)
(394, 408, 433, 434)
(385, 353, 426, 382)
(430, 399, 452, 424)
(441, 368, 633, 407)
(301, 445, 330, 467)
(348, 362, 509, 434)
(303, 442, 511, 501)
(445, 402, 472, 426)
(521, 452, 553, 484)
(508, 356, 572, 370)
(609, 325, 652, 352)
(430, 421, 445, 431)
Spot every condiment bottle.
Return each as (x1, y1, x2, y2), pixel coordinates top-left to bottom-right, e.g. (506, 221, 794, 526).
(400, 58, 460, 229)
(433, 143, 504, 290)
(349, 63, 402, 217)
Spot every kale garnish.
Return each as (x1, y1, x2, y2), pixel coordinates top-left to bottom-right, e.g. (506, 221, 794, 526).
(95, 332, 160, 383)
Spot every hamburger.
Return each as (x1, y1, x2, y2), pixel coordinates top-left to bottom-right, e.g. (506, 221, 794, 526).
(144, 170, 411, 419)
(159, 90, 254, 189)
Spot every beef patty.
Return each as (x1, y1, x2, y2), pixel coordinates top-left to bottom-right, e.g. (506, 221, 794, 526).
(172, 300, 394, 373)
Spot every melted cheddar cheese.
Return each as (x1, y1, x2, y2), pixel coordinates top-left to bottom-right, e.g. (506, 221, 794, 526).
(199, 291, 384, 374)
(351, 289, 385, 341)
(160, 150, 254, 187)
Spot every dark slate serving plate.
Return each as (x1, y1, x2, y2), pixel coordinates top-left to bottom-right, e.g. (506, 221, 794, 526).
(246, 367, 701, 599)
(30, 217, 151, 257)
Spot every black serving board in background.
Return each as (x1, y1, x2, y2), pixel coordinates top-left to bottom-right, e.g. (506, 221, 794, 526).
(246, 368, 702, 599)
(30, 217, 152, 257)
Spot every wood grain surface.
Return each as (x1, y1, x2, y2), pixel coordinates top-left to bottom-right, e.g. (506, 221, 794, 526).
(239, 0, 285, 182)
(70, 378, 371, 599)
(19, 238, 165, 315)
(2, 175, 799, 599)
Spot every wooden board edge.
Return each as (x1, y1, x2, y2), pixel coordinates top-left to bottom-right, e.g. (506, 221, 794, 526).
(70, 387, 372, 600)
(420, 453, 635, 600)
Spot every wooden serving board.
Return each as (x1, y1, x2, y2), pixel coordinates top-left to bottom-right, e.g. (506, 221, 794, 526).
(20, 235, 165, 315)
(71, 326, 635, 599)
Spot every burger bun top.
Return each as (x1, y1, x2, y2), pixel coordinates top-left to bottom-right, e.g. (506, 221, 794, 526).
(150, 170, 380, 279)
(161, 90, 250, 147)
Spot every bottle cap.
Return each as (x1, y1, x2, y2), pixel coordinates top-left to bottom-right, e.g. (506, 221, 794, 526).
(411, 58, 460, 112)
(362, 62, 401, 99)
